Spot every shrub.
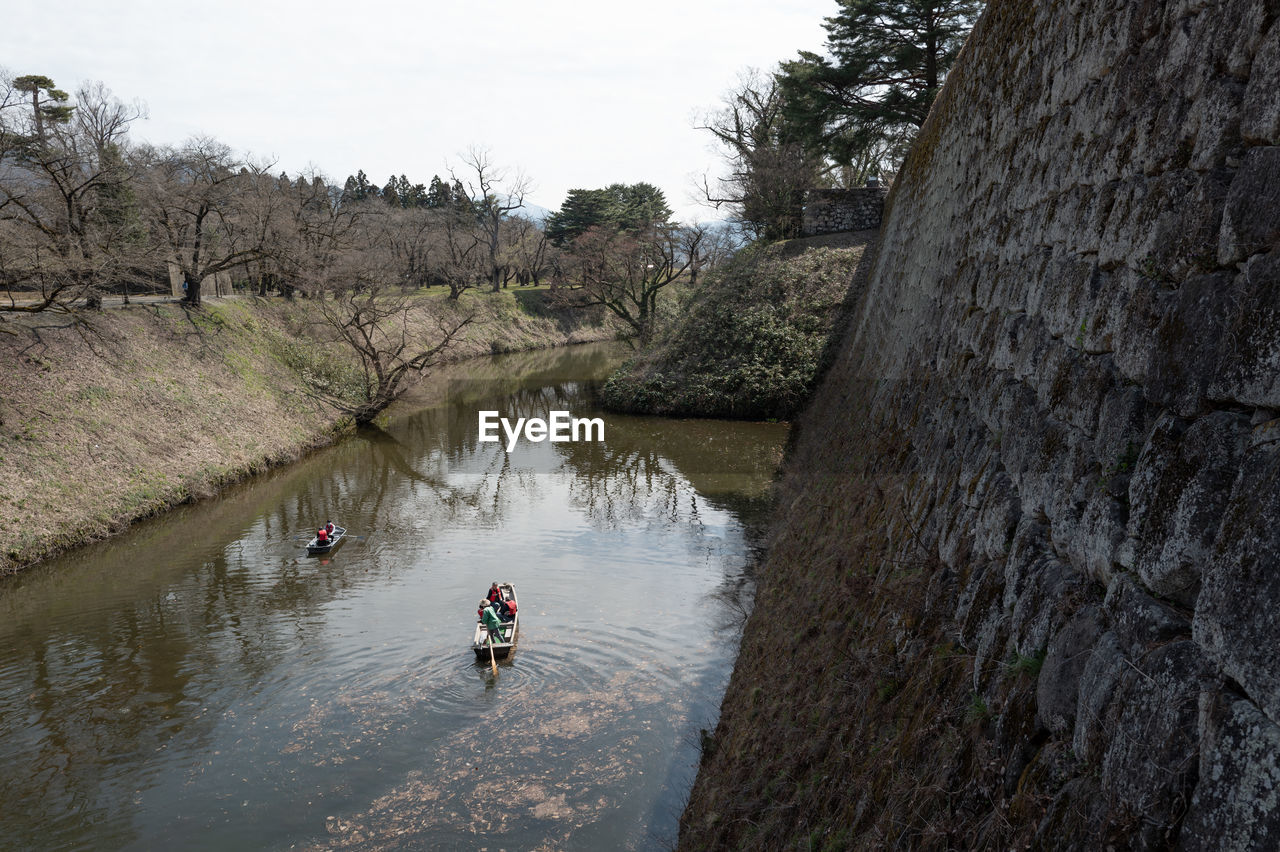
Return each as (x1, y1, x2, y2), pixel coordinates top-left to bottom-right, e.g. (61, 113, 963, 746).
(600, 238, 871, 419)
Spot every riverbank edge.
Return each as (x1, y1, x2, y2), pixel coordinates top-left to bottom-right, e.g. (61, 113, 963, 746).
(0, 289, 618, 577)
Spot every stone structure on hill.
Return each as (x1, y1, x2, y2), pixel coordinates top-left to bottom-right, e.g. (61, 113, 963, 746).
(801, 187, 887, 235)
(682, 0, 1280, 848)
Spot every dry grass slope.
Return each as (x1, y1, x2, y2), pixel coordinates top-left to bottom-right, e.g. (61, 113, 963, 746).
(0, 289, 615, 575)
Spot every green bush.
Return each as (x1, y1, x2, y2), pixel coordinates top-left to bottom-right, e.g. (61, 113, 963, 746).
(600, 239, 868, 419)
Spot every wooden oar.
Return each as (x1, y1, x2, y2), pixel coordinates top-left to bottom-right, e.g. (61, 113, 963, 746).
(487, 633, 498, 676)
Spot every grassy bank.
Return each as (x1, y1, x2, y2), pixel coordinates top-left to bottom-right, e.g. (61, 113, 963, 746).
(0, 288, 615, 575)
(600, 231, 879, 420)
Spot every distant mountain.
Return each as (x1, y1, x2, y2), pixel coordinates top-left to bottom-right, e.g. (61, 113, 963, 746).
(504, 199, 553, 223)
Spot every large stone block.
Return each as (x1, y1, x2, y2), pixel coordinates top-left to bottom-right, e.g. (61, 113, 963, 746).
(974, 472, 1021, 560)
(1129, 411, 1248, 605)
(1210, 251, 1280, 408)
(1073, 629, 1128, 763)
(1241, 13, 1280, 144)
(1194, 437, 1280, 724)
(1219, 147, 1280, 265)
(1104, 574, 1190, 650)
(1038, 604, 1105, 733)
(1181, 694, 1280, 850)
(1007, 555, 1087, 658)
(1100, 641, 1212, 843)
(1145, 271, 1236, 416)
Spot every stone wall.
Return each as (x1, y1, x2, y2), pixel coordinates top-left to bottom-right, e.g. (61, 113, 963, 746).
(683, 0, 1280, 848)
(801, 187, 887, 235)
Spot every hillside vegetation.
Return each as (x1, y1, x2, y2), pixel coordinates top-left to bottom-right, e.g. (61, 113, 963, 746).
(0, 290, 613, 575)
(600, 231, 878, 420)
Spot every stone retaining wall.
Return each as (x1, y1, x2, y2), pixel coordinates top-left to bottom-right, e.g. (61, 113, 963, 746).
(801, 187, 887, 235)
(684, 0, 1280, 847)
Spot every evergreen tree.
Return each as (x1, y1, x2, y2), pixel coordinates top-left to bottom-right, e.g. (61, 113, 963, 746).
(425, 175, 452, 208)
(340, 169, 375, 205)
(13, 74, 74, 142)
(403, 179, 427, 208)
(93, 143, 144, 240)
(607, 182, 672, 231)
(778, 0, 982, 168)
(382, 174, 400, 206)
(545, 188, 615, 245)
(545, 183, 673, 246)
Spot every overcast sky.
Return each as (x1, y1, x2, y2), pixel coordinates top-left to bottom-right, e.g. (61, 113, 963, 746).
(3, 0, 837, 220)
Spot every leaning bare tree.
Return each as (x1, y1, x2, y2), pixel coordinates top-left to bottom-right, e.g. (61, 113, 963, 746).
(315, 289, 475, 423)
(294, 200, 477, 423)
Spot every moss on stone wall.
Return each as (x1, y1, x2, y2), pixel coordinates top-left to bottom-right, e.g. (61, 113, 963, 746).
(680, 0, 1280, 848)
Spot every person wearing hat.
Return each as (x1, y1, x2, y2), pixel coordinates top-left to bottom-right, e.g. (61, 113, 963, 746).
(480, 599, 505, 645)
(486, 582, 503, 605)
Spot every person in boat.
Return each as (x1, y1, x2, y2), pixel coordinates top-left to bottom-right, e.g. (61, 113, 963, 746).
(496, 596, 517, 622)
(480, 599, 505, 644)
(316, 527, 329, 545)
(477, 599, 504, 620)
(486, 582, 503, 604)
(325, 522, 335, 537)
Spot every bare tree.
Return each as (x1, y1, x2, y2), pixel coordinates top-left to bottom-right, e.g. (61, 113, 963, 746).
(0, 75, 151, 314)
(140, 137, 275, 305)
(451, 146, 530, 291)
(425, 204, 485, 300)
(697, 68, 825, 241)
(307, 235, 476, 422)
(507, 214, 554, 286)
(316, 290, 475, 423)
(554, 222, 706, 344)
(382, 206, 438, 291)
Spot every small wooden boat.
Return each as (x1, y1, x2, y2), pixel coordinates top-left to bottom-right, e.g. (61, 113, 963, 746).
(472, 583, 518, 660)
(306, 525, 347, 555)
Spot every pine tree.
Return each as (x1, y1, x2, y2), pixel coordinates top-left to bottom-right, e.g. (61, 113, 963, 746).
(382, 174, 400, 207)
(425, 175, 451, 208)
(341, 169, 375, 205)
(13, 75, 74, 143)
(545, 189, 615, 245)
(607, 183, 672, 231)
(778, 0, 982, 168)
(545, 183, 672, 246)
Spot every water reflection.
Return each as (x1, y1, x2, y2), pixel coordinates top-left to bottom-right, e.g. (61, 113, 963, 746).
(0, 342, 786, 851)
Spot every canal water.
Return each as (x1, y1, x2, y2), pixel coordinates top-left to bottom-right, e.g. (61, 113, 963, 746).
(0, 342, 787, 851)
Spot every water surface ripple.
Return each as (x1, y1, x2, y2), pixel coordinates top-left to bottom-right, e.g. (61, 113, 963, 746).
(0, 342, 786, 851)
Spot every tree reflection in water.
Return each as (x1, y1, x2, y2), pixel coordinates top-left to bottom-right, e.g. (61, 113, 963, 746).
(0, 342, 787, 851)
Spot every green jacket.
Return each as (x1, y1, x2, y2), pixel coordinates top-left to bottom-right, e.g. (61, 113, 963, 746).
(481, 606, 504, 636)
